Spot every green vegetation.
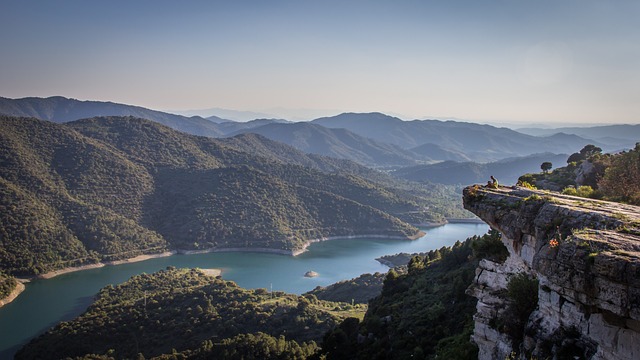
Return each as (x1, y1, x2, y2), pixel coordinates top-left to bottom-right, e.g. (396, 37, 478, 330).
(562, 185, 595, 198)
(496, 273, 539, 348)
(0, 271, 17, 299)
(519, 143, 640, 205)
(517, 181, 536, 189)
(305, 272, 386, 304)
(16, 231, 502, 359)
(519, 145, 605, 190)
(598, 143, 640, 205)
(321, 230, 503, 359)
(0, 115, 468, 275)
(157, 332, 320, 360)
(567, 144, 602, 164)
(471, 229, 508, 263)
(16, 268, 364, 359)
(523, 194, 542, 202)
(518, 166, 576, 191)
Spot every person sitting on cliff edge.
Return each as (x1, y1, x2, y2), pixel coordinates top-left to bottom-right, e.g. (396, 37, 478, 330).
(486, 175, 499, 189)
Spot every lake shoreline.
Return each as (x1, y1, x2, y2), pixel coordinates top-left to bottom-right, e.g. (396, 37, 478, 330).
(17, 232, 425, 282)
(0, 281, 26, 308)
(28, 251, 179, 281)
(445, 217, 485, 224)
(292, 231, 426, 256)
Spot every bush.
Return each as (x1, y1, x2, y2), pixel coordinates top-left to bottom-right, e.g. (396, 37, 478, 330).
(562, 185, 594, 198)
(507, 273, 539, 320)
(499, 272, 539, 348)
(517, 181, 536, 190)
(471, 229, 508, 263)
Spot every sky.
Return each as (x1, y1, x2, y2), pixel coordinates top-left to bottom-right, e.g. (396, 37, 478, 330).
(1, 0, 639, 125)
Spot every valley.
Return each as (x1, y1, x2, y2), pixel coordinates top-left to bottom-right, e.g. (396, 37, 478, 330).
(0, 223, 488, 358)
(1, 96, 638, 359)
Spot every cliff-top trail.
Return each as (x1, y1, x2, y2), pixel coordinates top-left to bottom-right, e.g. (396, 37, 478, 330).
(463, 185, 640, 360)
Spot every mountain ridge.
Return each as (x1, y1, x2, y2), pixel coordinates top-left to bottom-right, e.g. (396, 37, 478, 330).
(229, 121, 425, 167)
(0, 96, 225, 137)
(0, 115, 435, 276)
(393, 153, 570, 185)
(311, 113, 607, 162)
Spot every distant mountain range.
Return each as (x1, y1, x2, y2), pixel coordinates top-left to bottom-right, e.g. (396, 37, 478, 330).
(517, 125, 640, 150)
(0, 96, 628, 168)
(311, 112, 606, 162)
(172, 107, 275, 121)
(408, 142, 471, 162)
(228, 122, 424, 167)
(0, 96, 226, 137)
(392, 153, 570, 186)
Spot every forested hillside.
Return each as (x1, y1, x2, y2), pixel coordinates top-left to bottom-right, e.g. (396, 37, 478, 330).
(305, 272, 386, 304)
(321, 230, 505, 359)
(16, 268, 364, 359)
(0, 272, 17, 300)
(0, 115, 453, 276)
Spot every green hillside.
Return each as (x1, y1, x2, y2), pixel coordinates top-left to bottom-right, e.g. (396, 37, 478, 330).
(0, 115, 434, 276)
(0, 272, 17, 300)
(305, 272, 386, 304)
(320, 230, 504, 359)
(16, 268, 363, 359)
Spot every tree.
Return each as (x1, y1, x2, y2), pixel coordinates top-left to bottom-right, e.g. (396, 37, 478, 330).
(567, 152, 584, 164)
(579, 144, 602, 159)
(540, 162, 552, 174)
(598, 143, 640, 205)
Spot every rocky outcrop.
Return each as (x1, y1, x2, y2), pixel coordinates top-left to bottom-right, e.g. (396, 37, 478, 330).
(463, 185, 640, 360)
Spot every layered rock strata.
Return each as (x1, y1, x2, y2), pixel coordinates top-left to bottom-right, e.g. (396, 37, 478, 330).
(463, 186, 640, 360)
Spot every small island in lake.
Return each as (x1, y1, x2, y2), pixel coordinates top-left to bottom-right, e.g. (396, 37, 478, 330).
(304, 271, 319, 278)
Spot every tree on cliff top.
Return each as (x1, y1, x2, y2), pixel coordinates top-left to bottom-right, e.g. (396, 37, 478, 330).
(598, 143, 640, 205)
(540, 162, 552, 174)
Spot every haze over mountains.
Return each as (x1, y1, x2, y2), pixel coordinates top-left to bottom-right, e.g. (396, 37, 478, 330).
(1, 96, 628, 171)
(393, 153, 570, 186)
(0, 96, 226, 137)
(310, 113, 607, 162)
(517, 125, 640, 150)
(228, 122, 423, 167)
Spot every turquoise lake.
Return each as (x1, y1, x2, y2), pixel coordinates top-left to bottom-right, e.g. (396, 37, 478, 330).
(0, 223, 488, 358)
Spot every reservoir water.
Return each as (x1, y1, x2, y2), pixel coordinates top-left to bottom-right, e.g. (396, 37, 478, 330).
(0, 223, 488, 358)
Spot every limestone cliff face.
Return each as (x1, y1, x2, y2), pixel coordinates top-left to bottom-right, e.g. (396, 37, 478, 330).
(463, 186, 640, 360)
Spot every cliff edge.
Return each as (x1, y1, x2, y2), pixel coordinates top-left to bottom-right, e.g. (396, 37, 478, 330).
(463, 185, 640, 360)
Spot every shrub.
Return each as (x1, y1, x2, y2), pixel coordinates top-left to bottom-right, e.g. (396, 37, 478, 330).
(523, 194, 542, 202)
(471, 229, 508, 263)
(563, 186, 594, 198)
(500, 273, 539, 348)
(507, 273, 539, 320)
(517, 181, 536, 190)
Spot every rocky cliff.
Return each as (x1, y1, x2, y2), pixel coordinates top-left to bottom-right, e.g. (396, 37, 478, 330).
(463, 185, 640, 360)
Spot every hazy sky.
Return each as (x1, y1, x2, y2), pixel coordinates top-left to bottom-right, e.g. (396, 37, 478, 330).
(1, 0, 639, 124)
